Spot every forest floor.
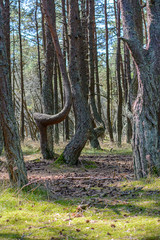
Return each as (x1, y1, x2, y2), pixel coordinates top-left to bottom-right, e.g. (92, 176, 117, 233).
(0, 140, 160, 239)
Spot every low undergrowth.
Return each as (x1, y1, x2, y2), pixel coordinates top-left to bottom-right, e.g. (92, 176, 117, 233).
(0, 177, 160, 240)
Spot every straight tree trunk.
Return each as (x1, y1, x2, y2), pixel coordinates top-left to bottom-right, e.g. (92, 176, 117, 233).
(0, 6, 28, 186)
(62, 0, 70, 140)
(105, 0, 114, 142)
(41, 0, 55, 159)
(0, 125, 3, 155)
(35, 0, 42, 97)
(54, 56, 59, 144)
(18, 0, 25, 141)
(88, 0, 105, 148)
(115, 0, 123, 146)
(124, 43, 132, 143)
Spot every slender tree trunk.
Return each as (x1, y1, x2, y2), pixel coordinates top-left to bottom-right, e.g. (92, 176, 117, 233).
(35, 0, 42, 97)
(0, 125, 3, 155)
(40, 0, 46, 53)
(88, 0, 105, 149)
(62, 0, 70, 140)
(54, 56, 59, 144)
(124, 43, 132, 143)
(0, 6, 28, 186)
(105, 0, 114, 142)
(88, 0, 104, 127)
(18, 0, 25, 141)
(115, 0, 123, 146)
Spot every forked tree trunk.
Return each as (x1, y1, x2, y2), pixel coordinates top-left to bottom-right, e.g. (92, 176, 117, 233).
(120, 0, 160, 178)
(0, 6, 28, 186)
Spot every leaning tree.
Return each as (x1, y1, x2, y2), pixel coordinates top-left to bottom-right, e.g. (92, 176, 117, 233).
(120, 0, 160, 178)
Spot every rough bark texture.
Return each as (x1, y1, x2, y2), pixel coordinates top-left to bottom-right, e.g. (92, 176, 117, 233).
(0, 126, 3, 155)
(105, 0, 114, 142)
(41, 0, 55, 159)
(18, 0, 25, 141)
(124, 43, 132, 143)
(61, 0, 91, 165)
(0, 6, 28, 186)
(54, 56, 59, 144)
(88, 0, 105, 148)
(116, 1, 123, 146)
(120, 0, 160, 178)
(34, 0, 72, 159)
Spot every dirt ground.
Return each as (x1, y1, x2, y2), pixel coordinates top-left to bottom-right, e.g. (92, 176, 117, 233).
(0, 154, 134, 200)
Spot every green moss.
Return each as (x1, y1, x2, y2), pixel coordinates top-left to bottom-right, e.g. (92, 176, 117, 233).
(81, 160, 97, 169)
(1, 178, 160, 239)
(54, 153, 66, 165)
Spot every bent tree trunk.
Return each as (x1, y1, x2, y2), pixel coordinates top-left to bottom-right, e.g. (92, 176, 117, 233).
(60, 0, 92, 165)
(0, 6, 28, 186)
(120, 0, 160, 178)
(34, 0, 72, 159)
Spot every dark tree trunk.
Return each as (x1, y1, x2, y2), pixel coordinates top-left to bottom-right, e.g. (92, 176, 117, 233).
(120, 0, 160, 178)
(0, 6, 28, 186)
(105, 0, 114, 142)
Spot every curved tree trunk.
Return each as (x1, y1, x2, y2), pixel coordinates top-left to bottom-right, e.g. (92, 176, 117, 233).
(120, 0, 160, 178)
(61, 0, 92, 165)
(34, 0, 72, 159)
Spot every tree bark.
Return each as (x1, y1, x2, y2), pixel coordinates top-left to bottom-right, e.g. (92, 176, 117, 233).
(105, 0, 114, 142)
(0, 6, 28, 186)
(41, 0, 55, 159)
(120, 0, 160, 178)
(0, 125, 3, 155)
(18, 0, 25, 141)
(115, 0, 123, 146)
(34, 0, 72, 158)
(35, 0, 42, 97)
(54, 56, 59, 144)
(61, 0, 91, 165)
